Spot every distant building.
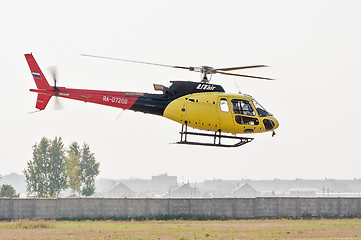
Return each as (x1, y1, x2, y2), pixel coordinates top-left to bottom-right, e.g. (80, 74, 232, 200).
(288, 188, 318, 197)
(163, 184, 201, 198)
(95, 174, 177, 197)
(102, 182, 135, 198)
(198, 179, 237, 197)
(1, 173, 26, 196)
(151, 174, 177, 192)
(232, 183, 259, 198)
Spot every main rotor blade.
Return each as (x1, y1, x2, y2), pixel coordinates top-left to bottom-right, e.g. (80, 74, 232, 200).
(216, 65, 268, 71)
(81, 54, 190, 70)
(216, 71, 274, 80)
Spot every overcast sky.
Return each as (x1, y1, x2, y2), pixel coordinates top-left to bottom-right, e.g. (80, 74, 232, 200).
(1, 0, 360, 182)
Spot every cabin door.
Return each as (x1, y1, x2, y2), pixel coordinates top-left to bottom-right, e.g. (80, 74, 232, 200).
(217, 97, 234, 132)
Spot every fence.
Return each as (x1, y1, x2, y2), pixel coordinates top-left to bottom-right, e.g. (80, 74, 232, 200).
(0, 197, 360, 219)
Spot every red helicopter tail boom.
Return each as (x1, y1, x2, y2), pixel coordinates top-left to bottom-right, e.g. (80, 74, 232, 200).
(25, 53, 143, 111)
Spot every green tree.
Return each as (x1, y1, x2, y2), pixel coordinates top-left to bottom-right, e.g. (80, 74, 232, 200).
(24, 137, 50, 197)
(0, 184, 19, 198)
(24, 137, 67, 197)
(48, 137, 67, 196)
(66, 142, 82, 195)
(80, 143, 100, 196)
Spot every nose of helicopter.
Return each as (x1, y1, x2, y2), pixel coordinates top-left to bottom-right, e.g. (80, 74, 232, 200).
(271, 116, 279, 130)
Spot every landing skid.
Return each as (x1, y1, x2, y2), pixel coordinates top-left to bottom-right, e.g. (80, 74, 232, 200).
(176, 123, 253, 148)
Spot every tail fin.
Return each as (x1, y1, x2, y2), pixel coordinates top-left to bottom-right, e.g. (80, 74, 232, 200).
(35, 94, 52, 110)
(25, 53, 53, 110)
(25, 53, 51, 90)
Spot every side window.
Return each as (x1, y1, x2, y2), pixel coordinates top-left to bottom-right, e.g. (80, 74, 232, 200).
(235, 115, 259, 125)
(231, 99, 255, 116)
(219, 98, 229, 112)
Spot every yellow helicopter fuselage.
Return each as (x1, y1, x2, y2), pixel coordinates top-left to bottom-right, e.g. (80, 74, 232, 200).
(164, 92, 279, 135)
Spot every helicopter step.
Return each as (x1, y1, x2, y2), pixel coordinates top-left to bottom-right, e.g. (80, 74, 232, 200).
(177, 123, 253, 148)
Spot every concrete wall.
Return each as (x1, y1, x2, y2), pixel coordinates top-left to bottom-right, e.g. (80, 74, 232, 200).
(0, 197, 360, 219)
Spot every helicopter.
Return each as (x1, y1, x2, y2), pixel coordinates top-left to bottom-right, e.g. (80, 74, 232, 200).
(25, 53, 279, 148)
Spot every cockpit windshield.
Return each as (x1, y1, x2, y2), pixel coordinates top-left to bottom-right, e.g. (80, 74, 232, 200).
(231, 99, 255, 116)
(252, 99, 271, 117)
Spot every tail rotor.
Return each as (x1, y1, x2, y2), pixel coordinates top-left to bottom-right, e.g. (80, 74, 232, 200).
(47, 66, 63, 110)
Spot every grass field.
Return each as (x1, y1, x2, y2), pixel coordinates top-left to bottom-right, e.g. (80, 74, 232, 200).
(1, 219, 361, 239)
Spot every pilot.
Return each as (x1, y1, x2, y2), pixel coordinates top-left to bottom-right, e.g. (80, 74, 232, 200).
(242, 103, 253, 115)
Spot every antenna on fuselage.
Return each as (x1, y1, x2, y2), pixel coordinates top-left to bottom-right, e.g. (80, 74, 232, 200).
(116, 109, 125, 120)
(235, 82, 242, 94)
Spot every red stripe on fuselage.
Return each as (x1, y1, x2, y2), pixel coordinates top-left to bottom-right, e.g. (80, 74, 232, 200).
(31, 87, 140, 109)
